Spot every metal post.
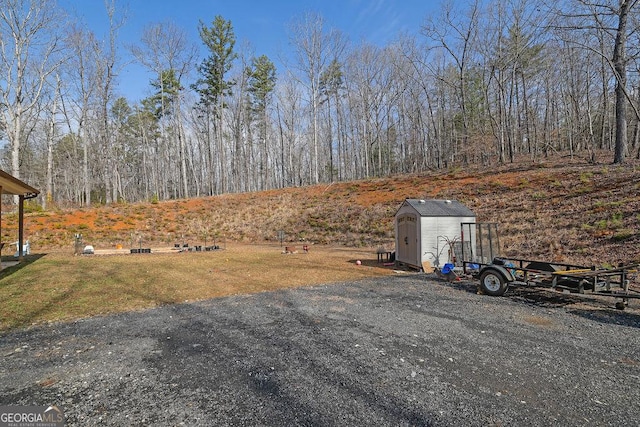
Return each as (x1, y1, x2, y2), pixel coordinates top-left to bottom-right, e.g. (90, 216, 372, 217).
(18, 195, 24, 261)
(487, 223, 494, 261)
(478, 223, 484, 263)
(0, 185, 3, 270)
(494, 223, 501, 259)
(460, 223, 465, 262)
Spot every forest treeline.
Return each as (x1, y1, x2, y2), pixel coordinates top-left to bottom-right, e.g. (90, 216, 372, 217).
(1, 0, 640, 207)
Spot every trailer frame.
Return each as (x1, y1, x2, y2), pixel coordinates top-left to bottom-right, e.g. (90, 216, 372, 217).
(459, 222, 639, 309)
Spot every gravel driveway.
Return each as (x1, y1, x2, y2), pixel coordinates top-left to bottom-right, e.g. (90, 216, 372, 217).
(2, 274, 639, 426)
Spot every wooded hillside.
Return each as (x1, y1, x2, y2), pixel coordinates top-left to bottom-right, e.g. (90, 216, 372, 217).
(1, 1, 640, 209)
(4, 154, 639, 268)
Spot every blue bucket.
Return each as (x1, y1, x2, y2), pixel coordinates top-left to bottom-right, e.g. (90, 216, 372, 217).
(441, 263, 455, 274)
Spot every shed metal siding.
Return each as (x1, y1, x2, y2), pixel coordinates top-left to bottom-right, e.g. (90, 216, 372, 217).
(395, 199, 476, 269)
(420, 215, 475, 267)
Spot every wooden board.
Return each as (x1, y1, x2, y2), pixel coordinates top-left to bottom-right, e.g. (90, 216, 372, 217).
(422, 260, 434, 273)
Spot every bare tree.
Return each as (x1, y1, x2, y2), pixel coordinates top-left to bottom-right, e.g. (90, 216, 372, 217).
(551, 0, 640, 164)
(319, 58, 345, 182)
(611, 0, 637, 163)
(43, 74, 61, 209)
(96, 0, 125, 204)
(0, 0, 63, 186)
(273, 75, 301, 187)
(395, 35, 447, 169)
(60, 24, 100, 205)
(287, 12, 346, 184)
(422, 0, 481, 163)
(131, 20, 198, 198)
(344, 43, 399, 178)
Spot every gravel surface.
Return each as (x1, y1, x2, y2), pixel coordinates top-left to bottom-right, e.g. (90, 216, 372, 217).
(2, 274, 640, 426)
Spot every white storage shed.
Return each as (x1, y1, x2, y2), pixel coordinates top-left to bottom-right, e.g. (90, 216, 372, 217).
(395, 199, 475, 270)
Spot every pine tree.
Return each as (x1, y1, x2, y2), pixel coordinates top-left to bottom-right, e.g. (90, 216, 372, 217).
(248, 55, 277, 190)
(193, 15, 237, 194)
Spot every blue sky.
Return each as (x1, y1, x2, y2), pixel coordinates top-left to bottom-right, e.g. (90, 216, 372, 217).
(58, 0, 439, 102)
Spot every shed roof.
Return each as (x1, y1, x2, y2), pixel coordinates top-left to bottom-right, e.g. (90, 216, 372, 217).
(400, 199, 475, 217)
(0, 170, 39, 198)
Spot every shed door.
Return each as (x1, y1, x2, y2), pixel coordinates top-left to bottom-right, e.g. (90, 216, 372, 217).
(397, 214, 418, 265)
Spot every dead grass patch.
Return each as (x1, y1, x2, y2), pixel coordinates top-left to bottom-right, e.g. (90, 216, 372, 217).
(522, 315, 554, 327)
(0, 244, 395, 332)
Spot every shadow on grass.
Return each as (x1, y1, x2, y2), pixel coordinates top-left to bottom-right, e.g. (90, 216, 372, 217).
(0, 253, 47, 279)
(0, 251, 198, 333)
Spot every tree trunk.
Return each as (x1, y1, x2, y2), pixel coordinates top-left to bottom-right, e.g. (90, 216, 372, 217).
(612, 0, 632, 164)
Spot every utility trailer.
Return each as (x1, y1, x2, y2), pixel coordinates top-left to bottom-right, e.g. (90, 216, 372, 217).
(459, 222, 639, 309)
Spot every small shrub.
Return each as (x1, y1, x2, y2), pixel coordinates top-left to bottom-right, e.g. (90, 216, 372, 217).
(610, 212, 624, 228)
(594, 220, 608, 230)
(580, 171, 593, 183)
(611, 230, 634, 241)
(572, 186, 593, 196)
(24, 201, 44, 214)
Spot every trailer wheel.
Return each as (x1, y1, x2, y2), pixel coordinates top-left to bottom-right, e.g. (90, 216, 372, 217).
(479, 270, 508, 296)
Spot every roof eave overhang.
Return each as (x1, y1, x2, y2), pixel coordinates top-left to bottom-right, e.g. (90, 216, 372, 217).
(0, 170, 40, 197)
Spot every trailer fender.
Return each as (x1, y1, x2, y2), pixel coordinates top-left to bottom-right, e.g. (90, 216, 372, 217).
(486, 265, 515, 282)
(478, 266, 513, 296)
